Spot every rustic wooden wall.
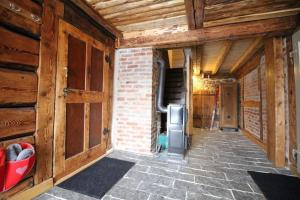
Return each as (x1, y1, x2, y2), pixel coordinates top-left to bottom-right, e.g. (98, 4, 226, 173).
(0, 0, 116, 199)
(0, 0, 43, 197)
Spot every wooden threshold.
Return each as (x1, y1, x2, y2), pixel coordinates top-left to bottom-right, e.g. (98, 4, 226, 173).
(241, 129, 267, 152)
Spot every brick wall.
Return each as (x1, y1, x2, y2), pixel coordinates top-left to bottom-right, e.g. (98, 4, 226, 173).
(260, 55, 268, 143)
(112, 47, 158, 154)
(244, 68, 261, 138)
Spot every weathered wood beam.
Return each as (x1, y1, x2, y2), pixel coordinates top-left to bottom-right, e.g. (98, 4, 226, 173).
(194, 0, 205, 29)
(212, 40, 232, 74)
(34, 0, 62, 184)
(69, 0, 122, 38)
(234, 49, 262, 79)
(119, 16, 298, 48)
(191, 45, 202, 75)
(184, 0, 205, 29)
(185, 0, 195, 29)
(265, 37, 286, 167)
(230, 37, 263, 73)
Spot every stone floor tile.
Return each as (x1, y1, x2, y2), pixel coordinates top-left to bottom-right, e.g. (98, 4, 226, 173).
(125, 170, 173, 186)
(148, 167, 195, 182)
(45, 187, 98, 200)
(179, 167, 226, 180)
(195, 176, 252, 192)
(232, 190, 266, 200)
(107, 185, 149, 200)
(186, 192, 226, 200)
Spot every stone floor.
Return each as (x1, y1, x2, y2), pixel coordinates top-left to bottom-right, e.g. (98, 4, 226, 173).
(35, 130, 293, 200)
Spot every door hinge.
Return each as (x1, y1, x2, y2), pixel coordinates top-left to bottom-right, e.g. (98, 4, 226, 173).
(105, 55, 111, 64)
(103, 128, 110, 135)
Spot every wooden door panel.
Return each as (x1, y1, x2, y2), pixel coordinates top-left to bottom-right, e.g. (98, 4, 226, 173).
(54, 20, 110, 181)
(65, 103, 84, 158)
(90, 47, 104, 92)
(67, 35, 86, 90)
(89, 103, 102, 148)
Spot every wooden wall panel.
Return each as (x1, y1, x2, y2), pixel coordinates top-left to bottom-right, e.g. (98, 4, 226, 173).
(265, 37, 286, 167)
(0, 69, 37, 104)
(0, 108, 35, 139)
(0, 27, 39, 67)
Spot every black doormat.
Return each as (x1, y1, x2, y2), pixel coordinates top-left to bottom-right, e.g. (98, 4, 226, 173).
(58, 157, 135, 199)
(248, 171, 300, 200)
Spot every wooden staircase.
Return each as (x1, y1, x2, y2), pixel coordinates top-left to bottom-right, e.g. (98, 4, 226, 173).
(161, 68, 185, 132)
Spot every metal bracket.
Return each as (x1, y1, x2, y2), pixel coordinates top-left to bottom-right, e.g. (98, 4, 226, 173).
(103, 128, 110, 135)
(292, 149, 299, 160)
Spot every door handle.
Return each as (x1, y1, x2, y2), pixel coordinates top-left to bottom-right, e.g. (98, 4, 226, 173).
(63, 88, 70, 97)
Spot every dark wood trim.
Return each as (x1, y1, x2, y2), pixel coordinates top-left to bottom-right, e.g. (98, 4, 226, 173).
(66, 0, 122, 38)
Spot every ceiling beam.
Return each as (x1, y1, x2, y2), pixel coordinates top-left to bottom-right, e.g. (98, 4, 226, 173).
(194, 0, 205, 29)
(192, 45, 202, 75)
(185, 0, 205, 29)
(230, 37, 263, 73)
(184, 0, 196, 29)
(119, 15, 298, 48)
(68, 0, 122, 38)
(212, 40, 232, 74)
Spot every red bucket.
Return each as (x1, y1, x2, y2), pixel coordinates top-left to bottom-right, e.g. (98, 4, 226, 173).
(0, 148, 6, 192)
(1, 143, 35, 192)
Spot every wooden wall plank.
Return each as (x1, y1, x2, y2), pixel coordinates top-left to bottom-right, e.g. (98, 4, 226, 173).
(0, 69, 37, 104)
(265, 37, 286, 167)
(0, 108, 35, 139)
(34, 0, 63, 184)
(0, 6, 41, 35)
(0, 27, 39, 67)
(0, 135, 35, 147)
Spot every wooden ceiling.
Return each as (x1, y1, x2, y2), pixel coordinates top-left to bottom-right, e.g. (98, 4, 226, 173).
(191, 37, 264, 75)
(84, 0, 187, 32)
(84, 0, 300, 34)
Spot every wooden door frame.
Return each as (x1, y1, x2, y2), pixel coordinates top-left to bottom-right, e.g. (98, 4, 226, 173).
(53, 19, 110, 182)
(292, 30, 300, 173)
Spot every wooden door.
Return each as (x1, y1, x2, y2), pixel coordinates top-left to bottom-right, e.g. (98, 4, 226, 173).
(193, 92, 215, 128)
(219, 83, 238, 129)
(54, 20, 110, 181)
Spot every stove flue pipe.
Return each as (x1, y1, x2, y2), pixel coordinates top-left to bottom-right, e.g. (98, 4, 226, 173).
(156, 58, 168, 113)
